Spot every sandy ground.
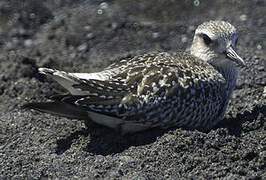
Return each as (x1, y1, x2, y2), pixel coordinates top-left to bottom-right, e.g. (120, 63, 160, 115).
(0, 0, 265, 179)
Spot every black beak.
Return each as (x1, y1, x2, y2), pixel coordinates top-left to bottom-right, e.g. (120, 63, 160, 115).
(226, 46, 246, 66)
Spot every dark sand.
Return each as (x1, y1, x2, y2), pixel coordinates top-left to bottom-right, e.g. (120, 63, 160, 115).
(0, 0, 265, 179)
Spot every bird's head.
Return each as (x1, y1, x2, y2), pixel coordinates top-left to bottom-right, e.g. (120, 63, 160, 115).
(190, 20, 245, 66)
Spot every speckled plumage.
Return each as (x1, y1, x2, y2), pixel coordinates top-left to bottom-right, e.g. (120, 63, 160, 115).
(25, 20, 245, 134)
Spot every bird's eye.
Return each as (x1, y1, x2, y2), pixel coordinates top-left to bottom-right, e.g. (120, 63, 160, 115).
(202, 34, 212, 45)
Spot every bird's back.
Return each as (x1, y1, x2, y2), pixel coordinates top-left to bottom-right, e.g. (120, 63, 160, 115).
(71, 52, 229, 132)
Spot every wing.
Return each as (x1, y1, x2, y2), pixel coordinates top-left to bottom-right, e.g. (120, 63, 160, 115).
(72, 52, 226, 124)
(32, 52, 227, 133)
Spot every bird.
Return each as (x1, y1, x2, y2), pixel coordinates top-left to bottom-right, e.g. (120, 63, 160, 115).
(24, 20, 245, 134)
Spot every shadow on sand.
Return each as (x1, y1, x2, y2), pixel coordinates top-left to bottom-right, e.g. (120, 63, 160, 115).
(55, 104, 265, 156)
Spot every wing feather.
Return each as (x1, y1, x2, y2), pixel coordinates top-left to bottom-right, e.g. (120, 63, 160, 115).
(33, 53, 227, 132)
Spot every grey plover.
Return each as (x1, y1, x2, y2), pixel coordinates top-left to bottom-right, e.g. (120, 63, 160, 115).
(24, 20, 245, 134)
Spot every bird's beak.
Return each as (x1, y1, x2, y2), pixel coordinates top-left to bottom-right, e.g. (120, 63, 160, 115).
(226, 46, 246, 66)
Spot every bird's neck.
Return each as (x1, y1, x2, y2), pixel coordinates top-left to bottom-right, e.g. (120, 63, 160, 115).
(208, 58, 238, 86)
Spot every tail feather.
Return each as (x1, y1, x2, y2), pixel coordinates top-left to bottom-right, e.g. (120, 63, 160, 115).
(39, 68, 88, 96)
(22, 102, 89, 120)
(23, 102, 125, 132)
